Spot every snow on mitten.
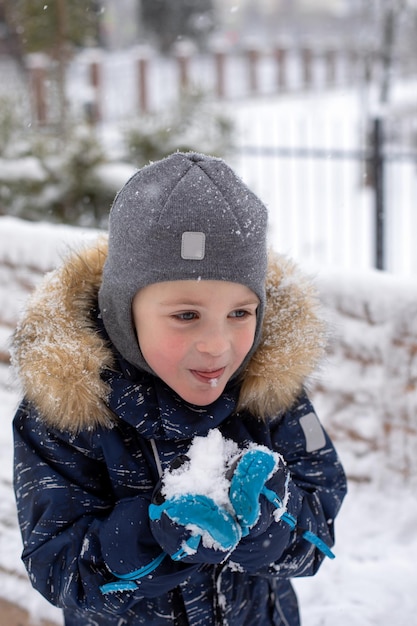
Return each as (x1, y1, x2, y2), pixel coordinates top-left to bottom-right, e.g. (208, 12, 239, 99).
(149, 429, 242, 561)
(229, 446, 290, 536)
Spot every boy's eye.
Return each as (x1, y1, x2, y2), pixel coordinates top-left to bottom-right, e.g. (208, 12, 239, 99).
(175, 311, 198, 321)
(229, 310, 250, 319)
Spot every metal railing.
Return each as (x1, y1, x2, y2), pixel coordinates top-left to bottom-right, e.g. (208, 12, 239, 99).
(236, 116, 417, 274)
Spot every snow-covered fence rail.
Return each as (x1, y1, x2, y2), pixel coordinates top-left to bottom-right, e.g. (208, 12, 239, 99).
(1, 217, 416, 483)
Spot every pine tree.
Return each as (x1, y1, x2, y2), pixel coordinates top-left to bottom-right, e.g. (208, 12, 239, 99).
(140, 0, 215, 53)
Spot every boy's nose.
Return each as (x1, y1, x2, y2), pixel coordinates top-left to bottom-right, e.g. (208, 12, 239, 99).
(195, 326, 229, 357)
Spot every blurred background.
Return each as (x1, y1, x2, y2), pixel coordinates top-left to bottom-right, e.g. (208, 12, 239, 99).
(1, 0, 417, 273)
(1, 4, 417, 625)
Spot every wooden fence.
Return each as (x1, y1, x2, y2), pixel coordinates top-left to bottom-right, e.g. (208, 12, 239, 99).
(23, 44, 373, 125)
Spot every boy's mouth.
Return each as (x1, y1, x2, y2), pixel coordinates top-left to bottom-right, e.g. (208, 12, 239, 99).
(190, 368, 226, 384)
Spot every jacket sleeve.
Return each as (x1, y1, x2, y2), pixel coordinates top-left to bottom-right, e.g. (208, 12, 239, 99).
(13, 400, 199, 616)
(228, 392, 347, 576)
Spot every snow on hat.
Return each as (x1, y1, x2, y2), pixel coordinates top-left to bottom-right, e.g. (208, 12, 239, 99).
(98, 151, 268, 375)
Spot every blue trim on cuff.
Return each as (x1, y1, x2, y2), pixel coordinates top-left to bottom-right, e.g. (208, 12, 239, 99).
(303, 530, 335, 559)
(110, 551, 168, 581)
(100, 551, 168, 594)
(100, 580, 138, 594)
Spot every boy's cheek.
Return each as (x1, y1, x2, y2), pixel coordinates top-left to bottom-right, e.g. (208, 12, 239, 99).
(144, 340, 187, 375)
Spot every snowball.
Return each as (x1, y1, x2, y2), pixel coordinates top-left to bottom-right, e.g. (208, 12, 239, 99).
(161, 429, 240, 510)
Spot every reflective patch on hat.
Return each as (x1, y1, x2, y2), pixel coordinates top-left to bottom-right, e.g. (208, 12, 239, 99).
(299, 412, 326, 452)
(181, 232, 206, 260)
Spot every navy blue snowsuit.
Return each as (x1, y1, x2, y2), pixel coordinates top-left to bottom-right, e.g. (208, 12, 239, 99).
(12, 241, 347, 625)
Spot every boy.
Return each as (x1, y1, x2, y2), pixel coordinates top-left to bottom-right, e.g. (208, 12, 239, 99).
(12, 152, 346, 625)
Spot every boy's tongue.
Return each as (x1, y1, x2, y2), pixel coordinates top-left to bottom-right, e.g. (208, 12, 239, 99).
(192, 368, 225, 382)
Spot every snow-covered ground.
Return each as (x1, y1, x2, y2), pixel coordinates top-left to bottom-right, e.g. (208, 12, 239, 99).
(1, 216, 417, 626)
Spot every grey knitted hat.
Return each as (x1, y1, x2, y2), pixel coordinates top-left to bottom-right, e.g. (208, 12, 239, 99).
(98, 151, 268, 375)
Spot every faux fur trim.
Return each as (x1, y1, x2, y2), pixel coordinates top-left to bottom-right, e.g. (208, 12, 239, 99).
(237, 255, 327, 417)
(11, 238, 115, 433)
(11, 238, 326, 432)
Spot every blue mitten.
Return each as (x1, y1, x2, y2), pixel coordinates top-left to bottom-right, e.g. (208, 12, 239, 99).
(229, 447, 335, 561)
(229, 447, 286, 536)
(149, 494, 241, 557)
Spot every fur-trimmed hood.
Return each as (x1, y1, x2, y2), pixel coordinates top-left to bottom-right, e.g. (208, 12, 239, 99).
(11, 238, 326, 433)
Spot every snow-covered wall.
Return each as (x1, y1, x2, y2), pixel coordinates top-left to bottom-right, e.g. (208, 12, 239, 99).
(1, 216, 416, 483)
(312, 269, 417, 483)
(0, 217, 99, 364)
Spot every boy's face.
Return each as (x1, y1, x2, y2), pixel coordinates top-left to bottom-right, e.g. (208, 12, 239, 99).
(132, 280, 259, 406)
